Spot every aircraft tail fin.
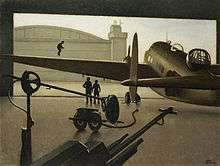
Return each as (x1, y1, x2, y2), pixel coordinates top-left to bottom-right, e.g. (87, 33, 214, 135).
(129, 33, 138, 102)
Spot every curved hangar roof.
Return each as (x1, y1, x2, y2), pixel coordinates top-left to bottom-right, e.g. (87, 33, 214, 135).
(14, 25, 109, 43)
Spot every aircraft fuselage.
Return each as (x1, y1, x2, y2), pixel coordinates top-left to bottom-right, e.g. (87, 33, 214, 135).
(144, 41, 220, 106)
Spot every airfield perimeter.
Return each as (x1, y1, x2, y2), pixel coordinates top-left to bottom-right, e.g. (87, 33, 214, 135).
(0, 82, 219, 166)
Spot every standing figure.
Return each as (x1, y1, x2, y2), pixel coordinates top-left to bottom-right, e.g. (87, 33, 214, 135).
(83, 77, 93, 104)
(93, 80, 101, 104)
(57, 41, 64, 56)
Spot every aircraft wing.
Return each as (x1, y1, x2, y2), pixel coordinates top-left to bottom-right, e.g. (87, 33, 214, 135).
(1, 55, 159, 81)
(122, 75, 220, 90)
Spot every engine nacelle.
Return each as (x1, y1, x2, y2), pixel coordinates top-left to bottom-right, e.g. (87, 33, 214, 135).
(186, 48, 211, 71)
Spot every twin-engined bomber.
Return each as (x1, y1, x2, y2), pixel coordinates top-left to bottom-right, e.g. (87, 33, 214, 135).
(2, 33, 220, 106)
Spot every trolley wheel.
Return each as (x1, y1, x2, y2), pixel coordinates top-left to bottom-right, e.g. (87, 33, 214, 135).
(73, 113, 87, 131)
(88, 113, 102, 132)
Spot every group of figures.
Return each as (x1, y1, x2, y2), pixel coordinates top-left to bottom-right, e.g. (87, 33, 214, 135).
(83, 77, 101, 104)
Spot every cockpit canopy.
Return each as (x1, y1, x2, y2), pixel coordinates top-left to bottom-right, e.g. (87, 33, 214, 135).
(186, 48, 211, 71)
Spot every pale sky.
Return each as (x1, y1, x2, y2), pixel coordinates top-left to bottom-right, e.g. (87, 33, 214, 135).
(14, 14, 216, 63)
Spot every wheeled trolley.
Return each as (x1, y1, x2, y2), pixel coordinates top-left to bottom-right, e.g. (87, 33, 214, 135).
(70, 108, 102, 132)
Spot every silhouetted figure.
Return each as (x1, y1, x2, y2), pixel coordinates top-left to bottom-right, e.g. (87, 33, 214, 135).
(83, 77, 93, 104)
(57, 41, 64, 56)
(93, 80, 101, 104)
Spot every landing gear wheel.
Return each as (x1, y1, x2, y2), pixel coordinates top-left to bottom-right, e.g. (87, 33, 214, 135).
(73, 112, 87, 131)
(125, 92, 131, 105)
(88, 113, 102, 132)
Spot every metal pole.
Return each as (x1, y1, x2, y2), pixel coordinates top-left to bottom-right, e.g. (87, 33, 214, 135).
(26, 94, 32, 165)
(20, 94, 32, 166)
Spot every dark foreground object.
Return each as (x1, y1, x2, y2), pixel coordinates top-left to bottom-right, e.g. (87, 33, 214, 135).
(4, 71, 176, 165)
(32, 107, 176, 166)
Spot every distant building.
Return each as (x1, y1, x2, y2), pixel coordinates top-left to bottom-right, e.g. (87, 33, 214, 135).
(14, 23, 127, 81)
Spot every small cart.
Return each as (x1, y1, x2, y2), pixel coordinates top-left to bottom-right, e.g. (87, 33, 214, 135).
(70, 108, 102, 132)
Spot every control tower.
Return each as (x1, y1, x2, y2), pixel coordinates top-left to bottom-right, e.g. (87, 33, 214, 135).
(108, 21, 128, 61)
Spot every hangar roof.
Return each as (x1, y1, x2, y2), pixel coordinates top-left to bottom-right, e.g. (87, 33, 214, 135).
(14, 25, 109, 42)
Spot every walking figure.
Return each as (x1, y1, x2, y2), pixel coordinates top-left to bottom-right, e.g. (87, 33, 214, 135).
(83, 77, 93, 104)
(93, 80, 101, 104)
(57, 41, 64, 56)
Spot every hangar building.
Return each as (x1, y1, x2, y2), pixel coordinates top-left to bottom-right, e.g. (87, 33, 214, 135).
(14, 23, 127, 81)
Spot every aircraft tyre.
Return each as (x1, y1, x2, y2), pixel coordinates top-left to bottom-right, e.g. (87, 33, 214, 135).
(124, 92, 131, 105)
(88, 113, 102, 132)
(73, 112, 87, 131)
(104, 95, 120, 124)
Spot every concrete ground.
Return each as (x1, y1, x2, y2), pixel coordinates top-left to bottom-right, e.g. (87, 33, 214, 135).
(0, 82, 220, 166)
